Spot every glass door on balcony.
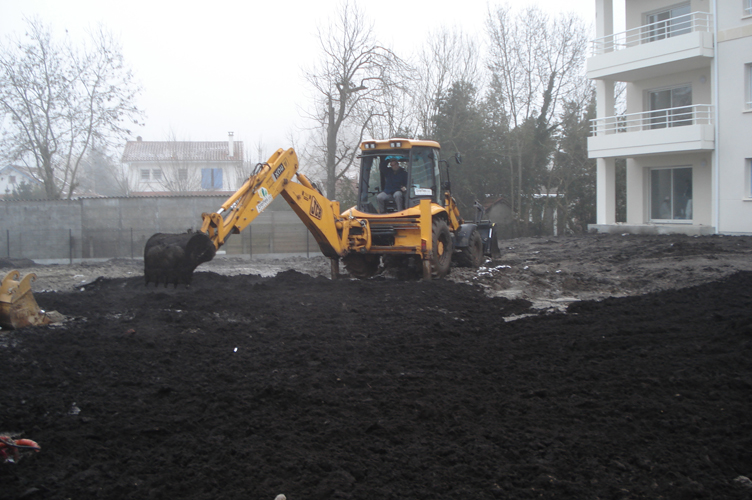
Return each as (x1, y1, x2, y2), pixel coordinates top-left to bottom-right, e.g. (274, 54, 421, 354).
(649, 85, 692, 129)
(651, 167, 692, 221)
(646, 4, 691, 42)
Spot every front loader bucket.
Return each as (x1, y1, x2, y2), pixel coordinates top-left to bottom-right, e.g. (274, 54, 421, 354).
(0, 270, 51, 330)
(144, 232, 216, 287)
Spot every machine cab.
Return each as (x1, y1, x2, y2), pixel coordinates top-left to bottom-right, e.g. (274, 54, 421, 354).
(357, 139, 445, 214)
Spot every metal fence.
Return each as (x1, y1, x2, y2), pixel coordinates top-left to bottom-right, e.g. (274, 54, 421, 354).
(590, 104, 714, 136)
(1, 223, 322, 263)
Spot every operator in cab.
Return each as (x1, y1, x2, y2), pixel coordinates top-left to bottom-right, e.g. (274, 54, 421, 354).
(377, 157, 408, 213)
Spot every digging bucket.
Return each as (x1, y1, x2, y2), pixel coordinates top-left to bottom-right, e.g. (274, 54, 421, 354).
(0, 270, 51, 330)
(143, 232, 216, 287)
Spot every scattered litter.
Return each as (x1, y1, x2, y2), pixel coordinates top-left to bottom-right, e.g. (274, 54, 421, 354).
(475, 265, 512, 278)
(69, 403, 81, 416)
(233, 347, 238, 352)
(734, 476, 752, 489)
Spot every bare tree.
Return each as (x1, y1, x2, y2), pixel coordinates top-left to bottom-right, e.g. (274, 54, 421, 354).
(485, 4, 589, 227)
(304, 1, 409, 198)
(486, 5, 588, 129)
(0, 18, 143, 199)
(412, 27, 482, 138)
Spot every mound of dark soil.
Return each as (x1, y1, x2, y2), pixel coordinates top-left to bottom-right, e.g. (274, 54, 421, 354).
(2, 270, 751, 499)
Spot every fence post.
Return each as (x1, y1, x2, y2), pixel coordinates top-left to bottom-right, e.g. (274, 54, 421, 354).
(69, 229, 73, 265)
(306, 227, 309, 258)
(131, 228, 134, 259)
(249, 226, 252, 260)
(269, 212, 274, 254)
(6, 229, 9, 258)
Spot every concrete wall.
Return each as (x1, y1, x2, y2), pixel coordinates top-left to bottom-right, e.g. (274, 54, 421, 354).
(0, 196, 321, 263)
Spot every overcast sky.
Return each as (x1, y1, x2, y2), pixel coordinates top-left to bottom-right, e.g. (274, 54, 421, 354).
(1, 0, 601, 159)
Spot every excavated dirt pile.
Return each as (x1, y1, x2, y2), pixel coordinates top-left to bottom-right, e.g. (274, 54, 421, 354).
(2, 234, 752, 499)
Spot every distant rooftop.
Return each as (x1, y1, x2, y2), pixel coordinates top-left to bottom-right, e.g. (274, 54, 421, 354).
(122, 139, 243, 163)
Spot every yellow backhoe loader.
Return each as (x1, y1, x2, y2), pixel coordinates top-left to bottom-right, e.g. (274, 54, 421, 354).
(144, 138, 499, 286)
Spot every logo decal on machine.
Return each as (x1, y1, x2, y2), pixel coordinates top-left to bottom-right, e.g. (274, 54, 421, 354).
(309, 197, 323, 220)
(273, 164, 285, 180)
(256, 187, 274, 213)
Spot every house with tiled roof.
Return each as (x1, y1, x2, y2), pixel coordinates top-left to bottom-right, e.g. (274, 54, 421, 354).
(0, 165, 44, 199)
(121, 133, 245, 195)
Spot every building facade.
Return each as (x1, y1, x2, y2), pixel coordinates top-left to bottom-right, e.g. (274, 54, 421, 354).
(122, 132, 245, 195)
(588, 0, 752, 235)
(0, 165, 44, 199)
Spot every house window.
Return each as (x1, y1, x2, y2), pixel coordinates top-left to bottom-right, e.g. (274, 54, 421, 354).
(651, 167, 693, 221)
(140, 169, 150, 181)
(745, 0, 752, 17)
(747, 159, 752, 198)
(746, 63, 752, 110)
(9, 175, 16, 184)
(646, 4, 691, 42)
(649, 85, 692, 129)
(178, 169, 188, 181)
(152, 169, 162, 181)
(201, 168, 223, 189)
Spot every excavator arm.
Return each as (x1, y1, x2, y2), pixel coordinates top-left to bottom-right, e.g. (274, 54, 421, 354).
(143, 148, 359, 286)
(199, 148, 300, 248)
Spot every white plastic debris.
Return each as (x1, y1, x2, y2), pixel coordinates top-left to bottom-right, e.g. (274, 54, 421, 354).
(233, 347, 238, 352)
(274, 495, 287, 500)
(734, 476, 752, 489)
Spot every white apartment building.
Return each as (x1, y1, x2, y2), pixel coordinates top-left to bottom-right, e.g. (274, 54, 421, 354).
(588, 0, 752, 235)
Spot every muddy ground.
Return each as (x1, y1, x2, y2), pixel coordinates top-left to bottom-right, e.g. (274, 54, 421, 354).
(2, 233, 752, 499)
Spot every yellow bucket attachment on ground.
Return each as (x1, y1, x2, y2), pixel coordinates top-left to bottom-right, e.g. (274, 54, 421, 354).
(0, 270, 51, 330)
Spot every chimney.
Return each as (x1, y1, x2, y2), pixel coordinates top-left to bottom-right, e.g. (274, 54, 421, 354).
(228, 132, 234, 158)
(137, 136, 142, 142)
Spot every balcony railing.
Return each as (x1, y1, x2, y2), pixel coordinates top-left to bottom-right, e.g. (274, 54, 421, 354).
(591, 12, 713, 55)
(590, 104, 714, 135)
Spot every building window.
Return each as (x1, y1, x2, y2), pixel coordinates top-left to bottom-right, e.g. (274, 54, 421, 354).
(649, 85, 692, 128)
(745, 0, 752, 17)
(178, 169, 188, 181)
(201, 168, 223, 190)
(9, 175, 16, 184)
(651, 167, 693, 221)
(746, 63, 752, 110)
(152, 169, 162, 181)
(646, 4, 691, 42)
(747, 159, 752, 198)
(140, 169, 150, 181)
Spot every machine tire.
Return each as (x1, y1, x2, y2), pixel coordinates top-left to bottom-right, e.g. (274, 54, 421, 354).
(456, 229, 484, 268)
(343, 254, 381, 279)
(431, 219, 453, 279)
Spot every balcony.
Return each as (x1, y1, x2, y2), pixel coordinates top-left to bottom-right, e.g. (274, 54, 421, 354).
(588, 104, 714, 158)
(588, 12, 714, 81)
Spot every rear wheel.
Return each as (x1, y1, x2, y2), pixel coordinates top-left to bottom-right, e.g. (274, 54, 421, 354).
(343, 254, 381, 279)
(431, 219, 453, 278)
(456, 229, 484, 268)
